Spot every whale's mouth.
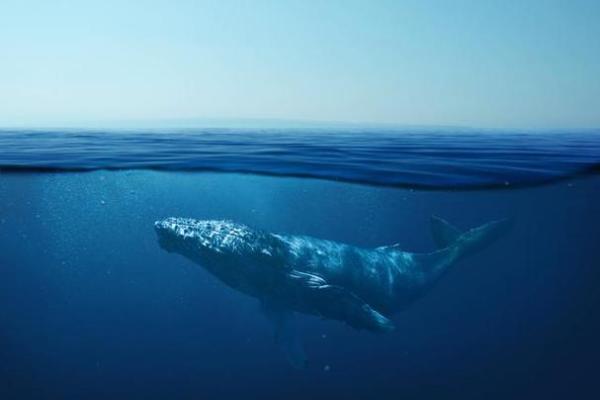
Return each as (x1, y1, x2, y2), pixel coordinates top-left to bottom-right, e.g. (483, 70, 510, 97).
(157, 235, 176, 253)
(154, 220, 177, 253)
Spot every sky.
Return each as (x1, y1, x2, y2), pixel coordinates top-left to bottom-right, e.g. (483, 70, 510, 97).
(0, 0, 599, 129)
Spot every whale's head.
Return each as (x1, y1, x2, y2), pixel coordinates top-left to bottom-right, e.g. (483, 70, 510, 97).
(154, 218, 284, 270)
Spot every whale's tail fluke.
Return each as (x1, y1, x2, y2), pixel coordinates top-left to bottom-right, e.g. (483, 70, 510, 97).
(431, 215, 513, 256)
(417, 216, 513, 283)
(431, 215, 462, 249)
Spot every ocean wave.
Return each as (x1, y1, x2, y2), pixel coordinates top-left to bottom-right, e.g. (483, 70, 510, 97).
(1, 128, 599, 189)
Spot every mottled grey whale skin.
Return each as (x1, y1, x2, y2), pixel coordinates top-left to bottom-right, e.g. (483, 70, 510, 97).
(154, 216, 510, 335)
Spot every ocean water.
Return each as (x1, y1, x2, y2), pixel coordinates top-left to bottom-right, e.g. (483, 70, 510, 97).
(1, 129, 599, 399)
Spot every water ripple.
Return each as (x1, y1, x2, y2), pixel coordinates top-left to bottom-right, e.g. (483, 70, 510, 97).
(1, 128, 599, 189)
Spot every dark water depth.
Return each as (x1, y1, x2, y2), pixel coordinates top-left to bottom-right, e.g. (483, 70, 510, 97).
(1, 170, 599, 399)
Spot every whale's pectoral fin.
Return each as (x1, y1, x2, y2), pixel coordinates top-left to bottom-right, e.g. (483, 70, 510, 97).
(261, 300, 307, 369)
(287, 270, 395, 333)
(313, 284, 395, 333)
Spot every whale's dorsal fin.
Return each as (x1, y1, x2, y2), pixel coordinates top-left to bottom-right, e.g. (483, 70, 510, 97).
(260, 300, 307, 369)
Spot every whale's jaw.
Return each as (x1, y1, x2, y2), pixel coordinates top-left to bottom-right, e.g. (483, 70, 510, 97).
(154, 219, 187, 254)
(155, 221, 175, 253)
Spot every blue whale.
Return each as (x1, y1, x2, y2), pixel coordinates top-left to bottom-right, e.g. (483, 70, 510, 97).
(155, 216, 510, 367)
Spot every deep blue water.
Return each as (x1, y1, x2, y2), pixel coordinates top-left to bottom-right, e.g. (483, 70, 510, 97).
(1, 130, 600, 399)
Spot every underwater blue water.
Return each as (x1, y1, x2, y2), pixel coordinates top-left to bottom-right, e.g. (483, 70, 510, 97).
(1, 130, 599, 399)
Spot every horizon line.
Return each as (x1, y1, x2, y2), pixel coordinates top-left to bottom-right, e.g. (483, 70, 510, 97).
(1, 117, 599, 133)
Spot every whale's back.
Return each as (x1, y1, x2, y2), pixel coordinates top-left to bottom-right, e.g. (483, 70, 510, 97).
(276, 216, 512, 315)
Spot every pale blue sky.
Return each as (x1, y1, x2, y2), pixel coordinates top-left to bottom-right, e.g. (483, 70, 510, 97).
(1, 0, 599, 128)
